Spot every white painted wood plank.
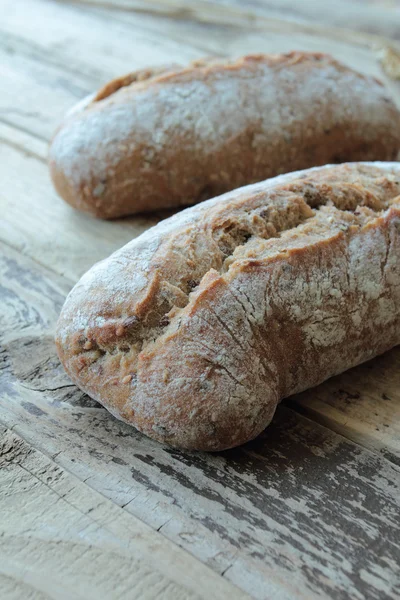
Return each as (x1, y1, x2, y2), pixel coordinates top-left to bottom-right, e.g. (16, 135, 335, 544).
(208, 0, 400, 42)
(0, 427, 247, 600)
(288, 350, 400, 466)
(0, 141, 155, 280)
(73, 0, 400, 51)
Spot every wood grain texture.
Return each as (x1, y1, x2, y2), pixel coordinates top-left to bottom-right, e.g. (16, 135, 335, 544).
(1, 242, 400, 600)
(201, 0, 400, 42)
(0, 427, 246, 600)
(63, 0, 400, 49)
(288, 350, 400, 465)
(0, 0, 202, 140)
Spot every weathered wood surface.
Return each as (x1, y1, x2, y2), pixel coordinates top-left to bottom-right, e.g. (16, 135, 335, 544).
(289, 351, 400, 466)
(1, 242, 400, 599)
(65, 0, 400, 45)
(1, 0, 400, 598)
(0, 427, 247, 600)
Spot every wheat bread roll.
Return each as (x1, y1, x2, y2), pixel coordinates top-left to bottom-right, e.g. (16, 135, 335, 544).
(49, 53, 400, 218)
(56, 162, 400, 450)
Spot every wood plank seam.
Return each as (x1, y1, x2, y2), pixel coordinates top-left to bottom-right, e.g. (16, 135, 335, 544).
(0, 136, 46, 164)
(0, 116, 49, 144)
(61, 0, 400, 52)
(0, 29, 102, 87)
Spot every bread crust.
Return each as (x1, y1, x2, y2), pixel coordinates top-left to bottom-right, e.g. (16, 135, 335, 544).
(56, 162, 400, 450)
(49, 52, 400, 218)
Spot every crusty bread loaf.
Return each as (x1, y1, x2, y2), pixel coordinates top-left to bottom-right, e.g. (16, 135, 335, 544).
(56, 162, 400, 451)
(49, 52, 400, 218)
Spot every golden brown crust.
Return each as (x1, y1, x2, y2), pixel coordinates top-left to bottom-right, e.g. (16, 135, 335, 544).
(56, 163, 400, 450)
(93, 64, 182, 102)
(49, 52, 400, 218)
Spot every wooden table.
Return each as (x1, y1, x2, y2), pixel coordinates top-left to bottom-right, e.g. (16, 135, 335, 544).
(1, 1, 400, 598)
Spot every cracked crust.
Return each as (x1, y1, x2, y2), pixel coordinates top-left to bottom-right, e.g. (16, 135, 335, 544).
(49, 52, 400, 218)
(56, 162, 400, 450)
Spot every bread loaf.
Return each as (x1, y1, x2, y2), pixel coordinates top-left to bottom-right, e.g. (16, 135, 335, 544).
(49, 53, 400, 218)
(56, 162, 400, 450)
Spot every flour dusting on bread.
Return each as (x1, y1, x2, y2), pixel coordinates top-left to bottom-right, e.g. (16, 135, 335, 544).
(49, 52, 400, 218)
(56, 162, 400, 450)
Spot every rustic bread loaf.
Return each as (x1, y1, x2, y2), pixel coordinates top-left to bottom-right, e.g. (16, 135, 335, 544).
(49, 52, 400, 218)
(56, 163, 400, 451)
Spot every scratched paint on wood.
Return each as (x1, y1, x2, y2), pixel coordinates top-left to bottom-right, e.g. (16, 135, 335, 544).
(0, 427, 246, 600)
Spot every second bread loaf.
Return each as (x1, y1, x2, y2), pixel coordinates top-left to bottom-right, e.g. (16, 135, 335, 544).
(49, 53, 400, 218)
